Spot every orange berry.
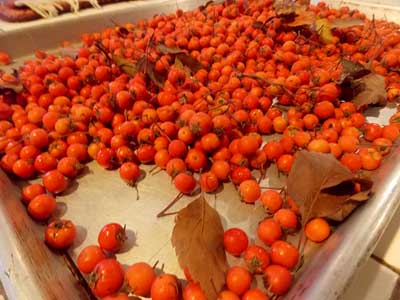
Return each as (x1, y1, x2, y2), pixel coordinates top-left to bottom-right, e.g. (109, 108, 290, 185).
(238, 135, 259, 156)
(329, 143, 343, 158)
(218, 290, 240, 300)
(359, 148, 382, 170)
(276, 154, 294, 173)
(341, 126, 360, 138)
(263, 141, 284, 161)
(340, 153, 362, 172)
(303, 114, 319, 130)
(273, 116, 288, 133)
(200, 171, 219, 193)
(314, 101, 334, 119)
(373, 137, 392, 155)
(201, 132, 221, 152)
(226, 266, 252, 296)
(260, 190, 283, 213)
(305, 218, 331, 243)
(338, 135, 359, 153)
(307, 139, 330, 153)
(257, 219, 282, 246)
(364, 123, 382, 141)
(270, 240, 299, 270)
(293, 131, 311, 148)
(125, 262, 156, 297)
(211, 160, 231, 181)
(382, 124, 399, 142)
(239, 180, 261, 203)
(273, 209, 298, 230)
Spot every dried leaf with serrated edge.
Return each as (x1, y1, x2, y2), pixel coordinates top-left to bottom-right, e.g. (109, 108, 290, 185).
(156, 44, 183, 55)
(287, 11, 315, 27)
(176, 53, 204, 73)
(136, 57, 165, 88)
(147, 67, 165, 88)
(330, 18, 364, 29)
(311, 178, 372, 221)
(172, 196, 227, 300)
(339, 58, 371, 83)
(351, 73, 387, 110)
(315, 18, 334, 44)
(112, 55, 138, 77)
(156, 44, 204, 74)
(287, 151, 354, 225)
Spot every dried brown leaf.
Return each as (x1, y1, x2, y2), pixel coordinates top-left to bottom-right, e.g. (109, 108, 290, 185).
(351, 73, 387, 110)
(252, 21, 268, 33)
(116, 27, 129, 37)
(175, 53, 204, 73)
(330, 18, 364, 29)
(147, 69, 165, 88)
(315, 18, 334, 44)
(172, 196, 227, 300)
(112, 55, 138, 77)
(156, 44, 183, 55)
(156, 44, 204, 74)
(287, 151, 354, 225)
(174, 57, 192, 78)
(313, 18, 364, 44)
(273, 0, 306, 17)
(287, 11, 315, 27)
(311, 178, 373, 221)
(339, 58, 371, 83)
(0, 80, 23, 93)
(136, 57, 165, 88)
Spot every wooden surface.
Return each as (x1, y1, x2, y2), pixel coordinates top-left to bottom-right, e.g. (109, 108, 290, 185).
(0, 171, 92, 300)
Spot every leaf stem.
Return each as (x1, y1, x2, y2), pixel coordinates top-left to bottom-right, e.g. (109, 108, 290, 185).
(94, 41, 111, 62)
(149, 165, 159, 174)
(134, 185, 139, 201)
(157, 192, 184, 218)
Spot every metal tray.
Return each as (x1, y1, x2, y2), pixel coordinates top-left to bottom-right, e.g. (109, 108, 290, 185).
(1, 1, 400, 300)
